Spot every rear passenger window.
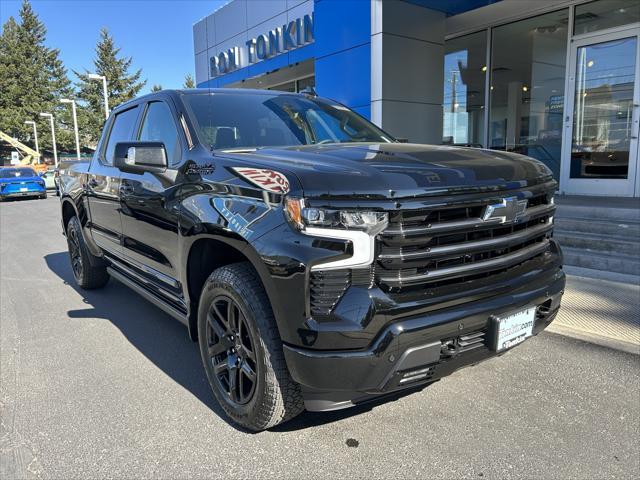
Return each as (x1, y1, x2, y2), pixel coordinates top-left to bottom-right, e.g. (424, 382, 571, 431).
(103, 107, 139, 165)
(138, 102, 181, 165)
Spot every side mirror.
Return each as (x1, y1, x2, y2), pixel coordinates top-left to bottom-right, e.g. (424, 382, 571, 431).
(114, 142, 167, 174)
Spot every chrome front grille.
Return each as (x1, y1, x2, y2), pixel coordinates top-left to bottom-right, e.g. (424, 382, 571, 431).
(376, 192, 555, 292)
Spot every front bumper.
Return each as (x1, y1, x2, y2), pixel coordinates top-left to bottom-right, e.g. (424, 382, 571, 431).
(283, 267, 565, 411)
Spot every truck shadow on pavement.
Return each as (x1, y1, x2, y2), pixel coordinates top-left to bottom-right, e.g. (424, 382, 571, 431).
(44, 251, 420, 432)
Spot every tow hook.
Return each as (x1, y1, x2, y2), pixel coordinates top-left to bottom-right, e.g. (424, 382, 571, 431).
(440, 339, 459, 358)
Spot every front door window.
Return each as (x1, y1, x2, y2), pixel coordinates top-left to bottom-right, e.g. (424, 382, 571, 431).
(570, 36, 637, 180)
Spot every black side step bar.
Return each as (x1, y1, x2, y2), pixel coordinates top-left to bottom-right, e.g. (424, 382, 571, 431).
(107, 267, 188, 326)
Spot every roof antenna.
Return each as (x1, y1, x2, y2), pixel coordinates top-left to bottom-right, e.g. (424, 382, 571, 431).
(299, 86, 317, 97)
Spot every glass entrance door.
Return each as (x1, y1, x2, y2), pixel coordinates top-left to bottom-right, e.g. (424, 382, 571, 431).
(561, 29, 640, 196)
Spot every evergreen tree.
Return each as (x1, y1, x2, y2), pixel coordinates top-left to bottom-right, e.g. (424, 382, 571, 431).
(46, 47, 76, 152)
(75, 28, 146, 146)
(0, 0, 74, 155)
(183, 73, 195, 89)
(151, 84, 163, 92)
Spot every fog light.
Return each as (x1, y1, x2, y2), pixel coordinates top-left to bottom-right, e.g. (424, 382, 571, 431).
(399, 366, 434, 384)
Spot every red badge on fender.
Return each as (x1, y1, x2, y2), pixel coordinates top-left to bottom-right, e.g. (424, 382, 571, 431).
(232, 167, 290, 194)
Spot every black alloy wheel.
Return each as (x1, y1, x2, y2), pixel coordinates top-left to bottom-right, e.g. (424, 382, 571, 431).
(65, 216, 109, 289)
(67, 225, 84, 282)
(206, 295, 258, 405)
(197, 262, 304, 430)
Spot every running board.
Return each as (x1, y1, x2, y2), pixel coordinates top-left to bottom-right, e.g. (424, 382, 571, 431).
(107, 266, 188, 326)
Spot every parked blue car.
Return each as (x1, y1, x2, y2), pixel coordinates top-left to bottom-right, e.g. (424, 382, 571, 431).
(0, 167, 47, 201)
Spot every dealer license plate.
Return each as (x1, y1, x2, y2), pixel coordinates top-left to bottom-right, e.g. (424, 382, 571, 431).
(20, 187, 28, 192)
(492, 307, 535, 352)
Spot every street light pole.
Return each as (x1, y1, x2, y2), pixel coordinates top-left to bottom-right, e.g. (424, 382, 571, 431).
(39, 112, 58, 167)
(60, 98, 81, 160)
(88, 73, 109, 120)
(24, 120, 40, 161)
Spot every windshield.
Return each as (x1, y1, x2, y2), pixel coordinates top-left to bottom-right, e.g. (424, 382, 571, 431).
(183, 91, 393, 150)
(0, 168, 37, 178)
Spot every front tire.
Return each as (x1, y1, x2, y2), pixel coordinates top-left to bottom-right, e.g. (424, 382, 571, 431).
(197, 262, 304, 431)
(66, 216, 109, 289)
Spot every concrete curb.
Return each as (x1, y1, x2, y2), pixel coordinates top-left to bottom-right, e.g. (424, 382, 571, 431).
(564, 266, 640, 285)
(547, 323, 640, 355)
(555, 203, 640, 222)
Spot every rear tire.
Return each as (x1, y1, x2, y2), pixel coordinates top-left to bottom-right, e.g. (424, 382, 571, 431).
(40, 192, 47, 199)
(197, 262, 304, 431)
(66, 216, 109, 289)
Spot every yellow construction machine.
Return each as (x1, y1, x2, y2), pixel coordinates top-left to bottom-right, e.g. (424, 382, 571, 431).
(0, 130, 47, 173)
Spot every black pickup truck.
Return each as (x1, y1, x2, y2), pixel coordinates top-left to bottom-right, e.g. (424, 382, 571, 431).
(59, 89, 564, 430)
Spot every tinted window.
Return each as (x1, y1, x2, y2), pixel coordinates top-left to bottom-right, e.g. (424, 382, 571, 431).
(574, 0, 640, 35)
(296, 76, 315, 92)
(138, 102, 181, 165)
(489, 9, 568, 180)
(183, 92, 392, 150)
(0, 168, 37, 178)
(443, 31, 487, 147)
(104, 107, 139, 165)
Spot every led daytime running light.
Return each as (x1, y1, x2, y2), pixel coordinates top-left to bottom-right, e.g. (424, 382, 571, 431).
(284, 197, 388, 235)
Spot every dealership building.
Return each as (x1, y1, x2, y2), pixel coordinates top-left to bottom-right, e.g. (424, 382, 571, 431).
(193, 0, 640, 198)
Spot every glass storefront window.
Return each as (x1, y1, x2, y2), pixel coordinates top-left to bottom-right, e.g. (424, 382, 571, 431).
(296, 76, 315, 92)
(574, 0, 640, 36)
(268, 76, 315, 93)
(443, 31, 487, 147)
(489, 9, 569, 179)
(268, 81, 296, 92)
(570, 36, 637, 179)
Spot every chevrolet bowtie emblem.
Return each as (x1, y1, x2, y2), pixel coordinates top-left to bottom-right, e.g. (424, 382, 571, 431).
(482, 197, 528, 223)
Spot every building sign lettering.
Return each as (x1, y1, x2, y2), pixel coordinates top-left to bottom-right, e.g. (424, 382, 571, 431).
(210, 13, 314, 78)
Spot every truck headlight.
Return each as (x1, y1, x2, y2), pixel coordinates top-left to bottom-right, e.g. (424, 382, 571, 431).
(285, 197, 389, 271)
(285, 197, 388, 235)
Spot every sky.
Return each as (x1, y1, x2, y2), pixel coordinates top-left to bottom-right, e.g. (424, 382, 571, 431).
(0, 0, 229, 93)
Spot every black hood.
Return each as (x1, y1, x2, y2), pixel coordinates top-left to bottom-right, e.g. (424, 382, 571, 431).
(218, 143, 554, 200)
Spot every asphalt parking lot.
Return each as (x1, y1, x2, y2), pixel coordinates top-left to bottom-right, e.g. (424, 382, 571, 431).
(1, 196, 639, 479)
